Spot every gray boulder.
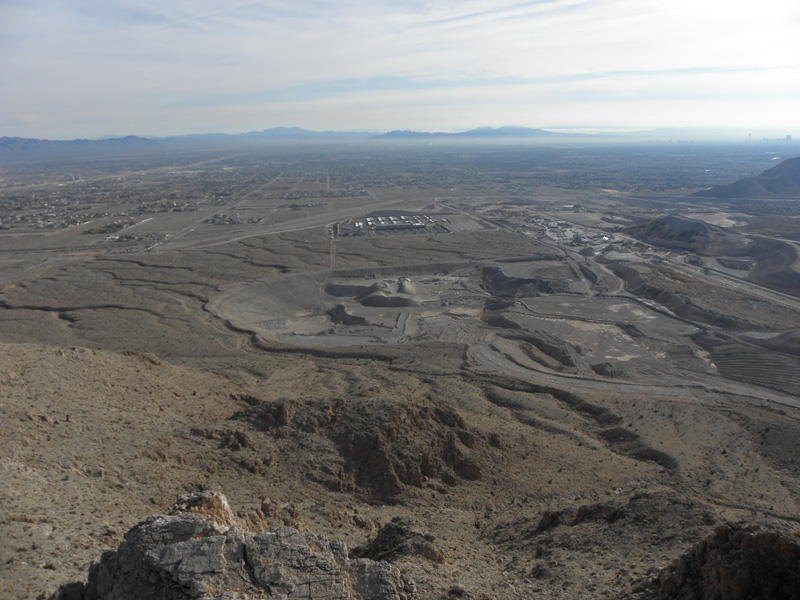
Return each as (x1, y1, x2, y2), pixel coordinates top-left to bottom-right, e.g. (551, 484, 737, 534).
(50, 492, 417, 600)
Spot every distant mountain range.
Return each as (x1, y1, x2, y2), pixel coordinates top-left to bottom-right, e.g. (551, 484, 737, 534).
(1, 126, 796, 161)
(0, 128, 369, 158)
(0, 134, 160, 152)
(0, 125, 566, 149)
(0, 126, 571, 160)
(693, 156, 800, 199)
(0, 127, 366, 147)
(379, 126, 569, 139)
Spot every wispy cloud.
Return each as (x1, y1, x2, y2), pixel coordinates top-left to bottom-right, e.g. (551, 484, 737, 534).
(1, 0, 798, 137)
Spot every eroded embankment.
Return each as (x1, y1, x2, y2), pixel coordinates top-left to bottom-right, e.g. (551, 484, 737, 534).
(742, 238, 800, 297)
(472, 373, 679, 473)
(692, 330, 800, 397)
(609, 264, 754, 330)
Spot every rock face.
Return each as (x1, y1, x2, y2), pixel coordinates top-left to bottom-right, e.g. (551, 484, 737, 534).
(648, 524, 800, 600)
(50, 492, 417, 600)
(352, 517, 444, 564)
(232, 396, 489, 500)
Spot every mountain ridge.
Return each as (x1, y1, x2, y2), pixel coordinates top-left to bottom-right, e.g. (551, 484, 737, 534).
(693, 155, 800, 198)
(380, 125, 570, 139)
(2, 126, 796, 150)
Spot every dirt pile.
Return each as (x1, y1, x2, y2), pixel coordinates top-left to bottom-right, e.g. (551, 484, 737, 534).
(591, 361, 627, 377)
(359, 291, 420, 308)
(480, 266, 568, 297)
(327, 304, 370, 326)
(49, 492, 417, 600)
(626, 215, 748, 255)
(326, 280, 422, 308)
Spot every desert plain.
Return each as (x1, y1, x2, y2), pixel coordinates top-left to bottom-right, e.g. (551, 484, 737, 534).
(2, 139, 800, 599)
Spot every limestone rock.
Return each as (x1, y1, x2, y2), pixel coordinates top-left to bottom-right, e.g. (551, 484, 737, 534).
(350, 559, 418, 600)
(352, 517, 444, 564)
(170, 490, 237, 528)
(245, 528, 351, 599)
(49, 493, 417, 600)
(83, 512, 246, 600)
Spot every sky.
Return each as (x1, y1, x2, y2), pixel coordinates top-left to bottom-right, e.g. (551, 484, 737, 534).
(1, 0, 799, 139)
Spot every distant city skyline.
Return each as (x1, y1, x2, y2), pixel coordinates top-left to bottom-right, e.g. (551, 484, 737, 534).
(1, 0, 799, 140)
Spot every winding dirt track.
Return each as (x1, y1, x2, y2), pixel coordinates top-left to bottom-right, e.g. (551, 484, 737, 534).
(468, 342, 800, 411)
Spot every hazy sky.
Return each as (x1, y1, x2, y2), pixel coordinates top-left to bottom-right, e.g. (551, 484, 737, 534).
(1, 0, 799, 139)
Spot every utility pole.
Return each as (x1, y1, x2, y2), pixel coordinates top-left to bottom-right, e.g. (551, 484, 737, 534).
(329, 224, 336, 269)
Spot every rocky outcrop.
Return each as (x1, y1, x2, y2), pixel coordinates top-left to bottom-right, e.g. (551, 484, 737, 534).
(644, 524, 800, 600)
(352, 517, 444, 564)
(49, 492, 417, 600)
(233, 396, 489, 500)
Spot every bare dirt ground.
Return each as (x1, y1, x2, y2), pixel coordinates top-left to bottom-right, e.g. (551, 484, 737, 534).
(3, 147, 800, 598)
(3, 340, 800, 600)
(2, 224, 800, 599)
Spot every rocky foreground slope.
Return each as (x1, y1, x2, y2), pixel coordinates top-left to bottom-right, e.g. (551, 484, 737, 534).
(50, 492, 800, 600)
(3, 342, 800, 599)
(49, 492, 417, 600)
